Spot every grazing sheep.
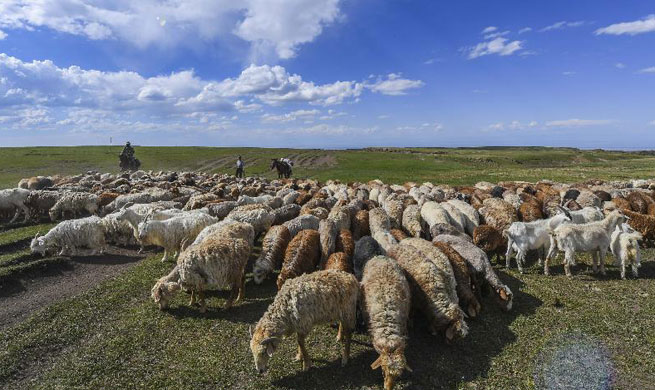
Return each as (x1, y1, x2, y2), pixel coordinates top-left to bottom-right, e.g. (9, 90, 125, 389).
(387, 243, 468, 341)
(25, 190, 59, 220)
(30, 216, 107, 256)
(277, 230, 321, 290)
(324, 252, 352, 273)
(319, 219, 338, 267)
(352, 210, 371, 240)
(205, 201, 238, 219)
(383, 197, 404, 229)
(626, 191, 654, 214)
(446, 199, 480, 235)
(336, 229, 355, 260)
(390, 228, 409, 242)
(301, 206, 329, 220)
(271, 204, 301, 225)
(421, 201, 460, 236)
(610, 224, 643, 279)
(617, 209, 655, 245)
(190, 220, 255, 248)
(151, 237, 251, 313)
(353, 236, 384, 280)
(478, 198, 518, 232)
(473, 225, 506, 263)
(504, 212, 571, 273)
(369, 208, 392, 235)
(611, 196, 632, 212)
(98, 192, 121, 208)
(433, 234, 513, 312)
(49, 192, 99, 221)
(328, 208, 351, 231)
(0, 188, 31, 223)
(518, 197, 544, 222)
(138, 213, 218, 262)
(283, 214, 320, 238)
(104, 188, 177, 213)
(184, 193, 221, 210)
(546, 210, 628, 277)
(26, 176, 54, 190)
(101, 211, 139, 247)
(361, 256, 412, 390)
(575, 191, 602, 208)
(226, 207, 273, 237)
(238, 194, 273, 206)
(401, 204, 422, 238)
(250, 270, 359, 373)
(440, 203, 468, 235)
(432, 241, 481, 318)
(429, 224, 471, 242)
(373, 231, 399, 253)
(282, 191, 300, 205)
(253, 225, 292, 284)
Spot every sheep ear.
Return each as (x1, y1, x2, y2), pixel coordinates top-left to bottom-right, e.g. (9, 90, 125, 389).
(498, 288, 508, 301)
(404, 362, 413, 373)
(122, 202, 134, 210)
(370, 356, 382, 370)
(266, 343, 275, 357)
(260, 337, 279, 346)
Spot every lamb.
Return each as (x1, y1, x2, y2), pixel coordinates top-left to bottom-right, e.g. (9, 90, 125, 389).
(610, 224, 643, 279)
(226, 207, 273, 237)
(352, 209, 371, 240)
(151, 237, 251, 313)
(336, 229, 355, 260)
(271, 204, 301, 225)
(387, 243, 468, 341)
(319, 219, 338, 267)
(401, 204, 422, 238)
(446, 199, 480, 235)
(324, 252, 352, 273)
(137, 213, 218, 262)
(253, 225, 292, 284)
(30, 216, 107, 256)
(546, 210, 628, 277)
(282, 214, 320, 238)
(277, 229, 321, 290)
(361, 256, 412, 390)
(353, 236, 384, 280)
(433, 234, 513, 311)
(0, 188, 31, 223)
(432, 241, 482, 318)
(504, 212, 571, 273)
(49, 192, 99, 221)
(250, 270, 359, 373)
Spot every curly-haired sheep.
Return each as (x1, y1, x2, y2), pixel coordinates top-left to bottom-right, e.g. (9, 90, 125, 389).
(401, 204, 422, 238)
(353, 236, 384, 280)
(283, 214, 320, 238)
(361, 256, 412, 390)
(253, 225, 292, 284)
(138, 213, 218, 262)
(319, 219, 338, 267)
(432, 241, 481, 318)
(0, 188, 30, 223)
(473, 225, 506, 263)
(30, 216, 107, 256)
(49, 192, 99, 221)
(336, 229, 355, 260)
(352, 210, 370, 240)
(277, 229, 321, 290)
(324, 252, 352, 273)
(226, 207, 273, 238)
(250, 270, 359, 373)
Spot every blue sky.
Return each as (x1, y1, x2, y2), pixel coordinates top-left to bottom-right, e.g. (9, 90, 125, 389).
(0, 1, 654, 149)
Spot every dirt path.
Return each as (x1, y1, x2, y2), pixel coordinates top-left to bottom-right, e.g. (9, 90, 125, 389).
(0, 249, 144, 330)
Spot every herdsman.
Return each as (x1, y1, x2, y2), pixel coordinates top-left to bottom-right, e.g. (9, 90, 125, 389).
(236, 156, 245, 178)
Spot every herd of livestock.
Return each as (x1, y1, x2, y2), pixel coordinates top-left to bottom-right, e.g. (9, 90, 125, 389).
(1, 170, 654, 389)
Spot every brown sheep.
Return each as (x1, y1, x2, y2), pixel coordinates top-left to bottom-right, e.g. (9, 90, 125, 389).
(253, 225, 292, 284)
(594, 190, 612, 202)
(336, 229, 355, 260)
(295, 191, 313, 206)
(98, 192, 121, 208)
(621, 209, 655, 244)
(324, 252, 353, 273)
(389, 228, 409, 242)
(277, 230, 321, 290)
(627, 191, 655, 215)
(472, 225, 506, 263)
(352, 209, 371, 240)
(518, 199, 544, 222)
(433, 241, 482, 318)
(612, 196, 632, 212)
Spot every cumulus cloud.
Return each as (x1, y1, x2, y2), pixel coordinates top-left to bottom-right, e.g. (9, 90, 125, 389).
(0, 30, 6, 40)
(545, 119, 612, 127)
(365, 73, 425, 96)
(466, 37, 523, 59)
(540, 21, 586, 32)
(261, 109, 320, 123)
(595, 15, 655, 36)
(0, 0, 342, 59)
(486, 121, 538, 131)
(397, 122, 443, 132)
(649, 120, 655, 126)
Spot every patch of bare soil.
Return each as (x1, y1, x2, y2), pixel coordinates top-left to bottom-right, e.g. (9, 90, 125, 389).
(0, 247, 144, 331)
(296, 154, 337, 168)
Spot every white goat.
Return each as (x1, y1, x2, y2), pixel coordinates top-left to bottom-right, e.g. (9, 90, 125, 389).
(30, 216, 107, 256)
(610, 224, 643, 279)
(0, 188, 30, 223)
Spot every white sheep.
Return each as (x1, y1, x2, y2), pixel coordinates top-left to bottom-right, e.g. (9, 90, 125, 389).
(446, 199, 480, 235)
(0, 188, 30, 223)
(237, 194, 273, 206)
(610, 224, 643, 279)
(138, 213, 218, 262)
(282, 214, 320, 238)
(189, 219, 255, 248)
(30, 216, 107, 256)
(226, 207, 273, 237)
(420, 201, 461, 236)
(49, 192, 99, 221)
(401, 204, 422, 238)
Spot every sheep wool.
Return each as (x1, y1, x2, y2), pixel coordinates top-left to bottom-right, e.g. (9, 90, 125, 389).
(401, 204, 422, 238)
(353, 236, 384, 280)
(277, 229, 321, 290)
(324, 252, 352, 273)
(253, 225, 292, 284)
(283, 214, 321, 238)
(30, 216, 107, 256)
(319, 219, 338, 267)
(432, 241, 481, 318)
(352, 210, 371, 240)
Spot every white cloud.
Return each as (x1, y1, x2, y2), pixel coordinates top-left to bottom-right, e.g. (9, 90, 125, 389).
(0, 0, 341, 60)
(261, 108, 320, 123)
(649, 120, 655, 126)
(284, 123, 377, 136)
(397, 122, 443, 132)
(482, 26, 497, 34)
(0, 30, 6, 40)
(562, 71, 576, 76)
(615, 62, 626, 69)
(638, 66, 655, 74)
(365, 73, 425, 96)
(466, 37, 523, 59)
(595, 15, 655, 36)
(484, 30, 510, 40)
(540, 21, 586, 32)
(518, 27, 532, 34)
(487, 120, 538, 131)
(545, 119, 612, 127)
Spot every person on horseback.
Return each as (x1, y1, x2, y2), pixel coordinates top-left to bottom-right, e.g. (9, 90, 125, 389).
(236, 155, 245, 178)
(121, 142, 134, 159)
(119, 141, 140, 171)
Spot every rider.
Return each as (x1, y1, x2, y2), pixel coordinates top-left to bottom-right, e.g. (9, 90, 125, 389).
(121, 141, 134, 159)
(236, 155, 245, 178)
(281, 157, 294, 167)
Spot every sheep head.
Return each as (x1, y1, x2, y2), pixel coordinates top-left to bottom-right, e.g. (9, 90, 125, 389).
(151, 280, 180, 310)
(30, 232, 49, 256)
(495, 285, 513, 311)
(249, 327, 280, 375)
(371, 348, 411, 390)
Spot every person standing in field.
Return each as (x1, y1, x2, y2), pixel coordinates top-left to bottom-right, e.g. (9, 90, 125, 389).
(236, 156, 245, 178)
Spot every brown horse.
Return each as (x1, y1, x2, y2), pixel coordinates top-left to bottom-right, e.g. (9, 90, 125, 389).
(270, 159, 292, 178)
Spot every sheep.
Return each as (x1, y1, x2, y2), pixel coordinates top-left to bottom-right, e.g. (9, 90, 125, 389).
(369, 208, 392, 235)
(433, 234, 513, 311)
(104, 188, 177, 213)
(319, 219, 338, 267)
(504, 212, 572, 273)
(301, 206, 329, 220)
(238, 194, 273, 206)
(473, 225, 506, 263)
(137, 213, 218, 262)
(626, 191, 655, 214)
(190, 220, 255, 249)
(283, 214, 320, 239)
(352, 209, 370, 240)
(151, 237, 251, 313)
(324, 252, 352, 273)
(101, 211, 139, 247)
(401, 204, 422, 238)
(429, 223, 471, 242)
(611, 196, 633, 212)
(253, 225, 292, 284)
(98, 192, 121, 208)
(389, 228, 409, 242)
(205, 201, 238, 219)
(575, 190, 602, 208)
(353, 236, 384, 280)
(610, 224, 643, 279)
(271, 204, 301, 225)
(478, 198, 518, 232)
(616, 209, 655, 245)
(250, 270, 359, 373)
(383, 197, 404, 229)
(546, 210, 628, 277)
(421, 201, 460, 236)
(30, 216, 107, 256)
(373, 230, 399, 253)
(24, 190, 59, 220)
(226, 207, 273, 237)
(440, 202, 468, 234)
(328, 207, 351, 231)
(432, 241, 481, 318)
(184, 193, 221, 210)
(277, 229, 321, 290)
(49, 192, 99, 221)
(518, 196, 544, 222)
(387, 243, 468, 341)
(282, 190, 300, 205)
(26, 176, 53, 190)
(361, 256, 412, 390)
(0, 188, 31, 223)
(336, 229, 355, 260)
(446, 199, 480, 235)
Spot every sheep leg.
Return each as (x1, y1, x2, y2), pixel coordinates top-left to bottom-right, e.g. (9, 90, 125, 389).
(198, 290, 207, 313)
(505, 238, 514, 269)
(296, 333, 311, 371)
(564, 250, 574, 277)
(340, 324, 351, 367)
(189, 291, 197, 306)
(599, 248, 607, 276)
(225, 285, 238, 310)
(9, 207, 23, 223)
(631, 261, 638, 278)
(236, 273, 246, 303)
(161, 250, 168, 262)
(517, 250, 525, 274)
(591, 251, 599, 274)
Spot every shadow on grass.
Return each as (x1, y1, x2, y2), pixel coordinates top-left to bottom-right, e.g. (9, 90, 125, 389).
(271, 270, 543, 389)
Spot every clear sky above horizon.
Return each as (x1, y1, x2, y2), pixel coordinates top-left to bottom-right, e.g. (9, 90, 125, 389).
(0, 1, 654, 149)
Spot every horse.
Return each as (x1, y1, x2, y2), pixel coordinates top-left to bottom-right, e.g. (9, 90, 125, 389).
(119, 154, 141, 172)
(270, 159, 292, 178)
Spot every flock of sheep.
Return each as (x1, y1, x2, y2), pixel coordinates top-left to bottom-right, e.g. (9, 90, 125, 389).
(1, 170, 654, 389)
